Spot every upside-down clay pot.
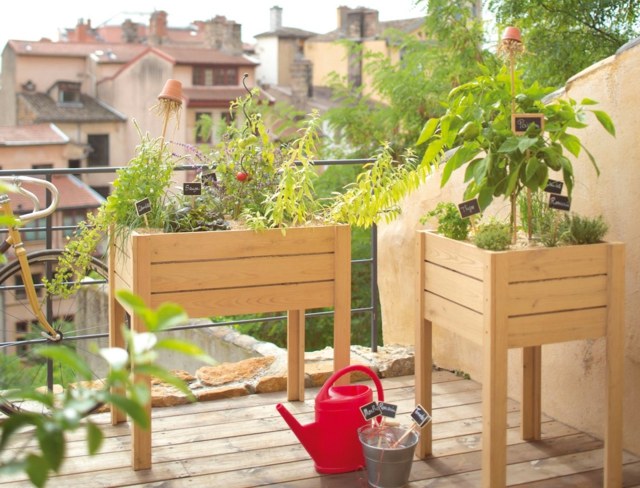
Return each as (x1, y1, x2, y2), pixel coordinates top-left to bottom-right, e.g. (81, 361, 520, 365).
(502, 26, 522, 43)
(157, 79, 183, 102)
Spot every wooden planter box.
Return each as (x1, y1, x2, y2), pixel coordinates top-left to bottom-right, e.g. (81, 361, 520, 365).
(415, 231, 624, 488)
(108, 224, 351, 469)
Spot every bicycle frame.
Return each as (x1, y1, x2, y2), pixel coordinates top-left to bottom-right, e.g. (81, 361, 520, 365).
(0, 177, 61, 341)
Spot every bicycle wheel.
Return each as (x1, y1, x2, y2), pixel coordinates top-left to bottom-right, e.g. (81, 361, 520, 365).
(0, 250, 109, 416)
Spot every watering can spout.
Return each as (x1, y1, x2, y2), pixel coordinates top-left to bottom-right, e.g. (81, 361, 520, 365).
(276, 403, 321, 460)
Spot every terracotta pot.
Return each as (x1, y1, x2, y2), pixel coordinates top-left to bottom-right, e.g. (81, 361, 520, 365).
(502, 26, 522, 43)
(157, 79, 183, 103)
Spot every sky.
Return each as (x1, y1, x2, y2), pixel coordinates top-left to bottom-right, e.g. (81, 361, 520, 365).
(0, 0, 426, 50)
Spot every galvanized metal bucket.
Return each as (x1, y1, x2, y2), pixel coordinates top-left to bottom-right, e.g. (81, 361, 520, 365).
(358, 425, 419, 488)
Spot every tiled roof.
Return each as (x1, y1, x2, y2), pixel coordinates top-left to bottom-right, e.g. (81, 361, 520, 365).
(7, 40, 255, 68)
(9, 174, 105, 212)
(18, 93, 127, 124)
(0, 124, 68, 146)
(8, 40, 146, 63)
(309, 17, 424, 42)
(158, 46, 257, 66)
(255, 27, 318, 40)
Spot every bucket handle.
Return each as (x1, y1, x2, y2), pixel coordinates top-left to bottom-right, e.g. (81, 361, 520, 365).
(317, 364, 384, 403)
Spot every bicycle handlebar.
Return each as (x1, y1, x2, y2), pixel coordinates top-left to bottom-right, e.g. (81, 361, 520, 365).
(0, 176, 60, 224)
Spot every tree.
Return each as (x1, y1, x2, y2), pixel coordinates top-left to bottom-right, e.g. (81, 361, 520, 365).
(488, 0, 640, 87)
(323, 0, 489, 159)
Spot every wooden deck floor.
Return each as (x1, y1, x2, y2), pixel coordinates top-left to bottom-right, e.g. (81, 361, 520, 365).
(2, 370, 640, 487)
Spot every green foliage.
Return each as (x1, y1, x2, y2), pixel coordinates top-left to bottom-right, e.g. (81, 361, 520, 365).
(0, 292, 212, 487)
(46, 127, 177, 297)
(560, 213, 609, 245)
(328, 145, 429, 228)
(234, 164, 382, 349)
(488, 0, 640, 87)
(323, 0, 489, 159)
(421, 202, 471, 241)
(256, 110, 323, 229)
(474, 219, 512, 251)
(517, 190, 567, 247)
(416, 65, 615, 232)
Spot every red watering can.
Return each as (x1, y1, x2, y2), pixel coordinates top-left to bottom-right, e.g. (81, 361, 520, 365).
(276, 364, 384, 474)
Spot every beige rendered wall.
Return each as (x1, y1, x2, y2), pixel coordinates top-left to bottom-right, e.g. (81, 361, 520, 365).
(305, 41, 348, 87)
(378, 38, 640, 454)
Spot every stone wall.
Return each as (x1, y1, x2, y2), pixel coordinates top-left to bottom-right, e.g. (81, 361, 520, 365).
(377, 38, 640, 455)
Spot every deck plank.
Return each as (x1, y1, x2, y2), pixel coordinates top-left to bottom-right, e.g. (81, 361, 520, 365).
(1, 371, 638, 487)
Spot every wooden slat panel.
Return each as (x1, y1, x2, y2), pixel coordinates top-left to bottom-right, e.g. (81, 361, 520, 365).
(507, 244, 609, 282)
(507, 275, 608, 316)
(507, 307, 607, 348)
(425, 262, 483, 312)
(424, 291, 483, 345)
(423, 231, 486, 280)
(150, 281, 334, 317)
(150, 253, 334, 293)
(142, 225, 344, 263)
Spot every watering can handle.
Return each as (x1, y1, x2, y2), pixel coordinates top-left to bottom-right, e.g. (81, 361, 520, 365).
(317, 364, 384, 402)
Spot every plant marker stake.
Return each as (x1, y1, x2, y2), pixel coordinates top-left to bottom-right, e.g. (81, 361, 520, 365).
(391, 404, 431, 448)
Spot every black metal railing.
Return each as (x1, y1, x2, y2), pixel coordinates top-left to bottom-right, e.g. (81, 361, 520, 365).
(0, 162, 381, 354)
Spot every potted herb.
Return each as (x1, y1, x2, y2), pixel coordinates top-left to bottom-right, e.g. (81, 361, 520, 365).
(411, 28, 625, 488)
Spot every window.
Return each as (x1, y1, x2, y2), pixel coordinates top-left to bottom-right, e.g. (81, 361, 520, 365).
(58, 81, 81, 105)
(21, 218, 46, 242)
(32, 163, 53, 170)
(14, 273, 42, 299)
(87, 134, 109, 167)
(193, 66, 238, 86)
(63, 210, 88, 238)
(195, 112, 213, 144)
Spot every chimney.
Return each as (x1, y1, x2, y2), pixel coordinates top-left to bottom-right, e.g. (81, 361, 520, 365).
(337, 6, 350, 32)
(149, 10, 168, 45)
(270, 6, 283, 31)
(121, 19, 139, 43)
(72, 18, 93, 43)
(290, 57, 312, 110)
(204, 16, 243, 56)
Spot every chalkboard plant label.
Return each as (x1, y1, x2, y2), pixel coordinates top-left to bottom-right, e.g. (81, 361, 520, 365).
(378, 402, 398, 419)
(548, 194, 571, 211)
(410, 404, 432, 428)
(544, 179, 564, 194)
(135, 198, 152, 216)
(458, 198, 481, 219)
(360, 401, 382, 421)
(511, 113, 544, 135)
(183, 182, 202, 196)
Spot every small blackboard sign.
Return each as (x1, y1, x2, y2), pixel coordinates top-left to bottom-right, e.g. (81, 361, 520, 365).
(512, 113, 544, 135)
(378, 402, 398, 419)
(135, 198, 151, 216)
(458, 198, 481, 219)
(548, 194, 571, 211)
(544, 179, 564, 194)
(183, 182, 202, 196)
(360, 401, 382, 421)
(410, 404, 432, 428)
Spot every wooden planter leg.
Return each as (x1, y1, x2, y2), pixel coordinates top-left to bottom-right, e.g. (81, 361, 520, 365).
(108, 294, 127, 424)
(604, 244, 624, 487)
(287, 309, 305, 401)
(131, 312, 152, 471)
(415, 318, 432, 458)
(521, 345, 542, 440)
(482, 255, 509, 488)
